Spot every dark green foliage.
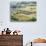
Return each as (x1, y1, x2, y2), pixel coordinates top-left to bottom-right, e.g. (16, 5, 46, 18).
(11, 16, 18, 21)
(28, 17, 37, 21)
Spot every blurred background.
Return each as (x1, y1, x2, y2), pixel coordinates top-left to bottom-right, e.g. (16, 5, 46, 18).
(0, 0, 46, 46)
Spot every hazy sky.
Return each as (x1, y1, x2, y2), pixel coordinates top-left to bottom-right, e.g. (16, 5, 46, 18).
(0, 0, 46, 46)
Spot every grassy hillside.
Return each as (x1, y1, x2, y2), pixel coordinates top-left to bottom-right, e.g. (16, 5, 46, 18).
(10, 2, 37, 22)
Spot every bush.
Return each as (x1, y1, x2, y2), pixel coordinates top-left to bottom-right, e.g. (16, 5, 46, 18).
(28, 17, 37, 21)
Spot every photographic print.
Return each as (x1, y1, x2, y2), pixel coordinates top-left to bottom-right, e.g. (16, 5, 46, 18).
(10, 1, 37, 22)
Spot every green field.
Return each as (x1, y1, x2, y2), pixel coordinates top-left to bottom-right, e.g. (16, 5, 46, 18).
(10, 2, 37, 22)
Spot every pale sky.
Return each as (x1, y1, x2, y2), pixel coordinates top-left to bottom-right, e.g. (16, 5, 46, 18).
(0, 0, 46, 46)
